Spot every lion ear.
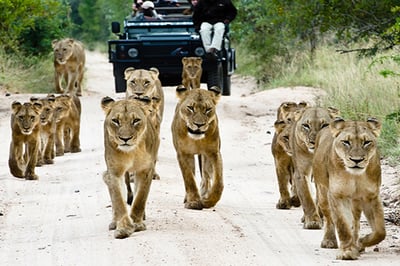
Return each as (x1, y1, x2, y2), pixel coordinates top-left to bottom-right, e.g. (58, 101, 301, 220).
(330, 117, 346, 137)
(366, 117, 381, 137)
(51, 39, 58, 48)
(101, 96, 115, 114)
(175, 85, 188, 99)
(182, 57, 188, 64)
(11, 101, 22, 113)
(149, 67, 160, 78)
(208, 86, 221, 102)
(124, 67, 136, 80)
(328, 106, 340, 119)
(195, 57, 203, 64)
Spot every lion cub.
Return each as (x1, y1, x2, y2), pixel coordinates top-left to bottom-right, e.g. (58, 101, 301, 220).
(101, 96, 158, 239)
(171, 86, 223, 210)
(271, 101, 307, 209)
(54, 94, 81, 156)
(313, 117, 386, 260)
(290, 106, 339, 229)
(31, 95, 57, 165)
(181, 57, 203, 90)
(9, 101, 43, 180)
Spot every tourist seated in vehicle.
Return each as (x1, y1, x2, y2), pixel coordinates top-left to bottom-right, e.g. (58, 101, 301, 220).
(192, 0, 237, 58)
(132, 1, 163, 20)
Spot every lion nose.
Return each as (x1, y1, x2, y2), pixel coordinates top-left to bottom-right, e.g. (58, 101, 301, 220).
(350, 157, 364, 164)
(194, 122, 205, 128)
(119, 136, 132, 143)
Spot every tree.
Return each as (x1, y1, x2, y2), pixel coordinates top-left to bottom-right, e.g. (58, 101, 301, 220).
(0, 0, 70, 55)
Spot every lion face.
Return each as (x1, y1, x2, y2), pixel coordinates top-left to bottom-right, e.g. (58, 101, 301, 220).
(102, 97, 148, 153)
(296, 107, 337, 153)
(182, 57, 203, 80)
(12, 101, 42, 135)
(54, 95, 72, 123)
(124, 67, 161, 98)
(176, 86, 220, 140)
(331, 118, 381, 174)
(52, 39, 75, 65)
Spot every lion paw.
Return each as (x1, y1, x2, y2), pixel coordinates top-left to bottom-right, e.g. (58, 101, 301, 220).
(336, 247, 359, 260)
(321, 239, 338, 249)
(276, 199, 291, 209)
(114, 227, 134, 239)
(108, 221, 116, 230)
(71, 147, 81, 153)
(25, 174, 39, 180)
(303, 218, 322, 230)
(133, 222, 147, 232)
(290, 196, 301, 207)
(184, 200, 203, 210)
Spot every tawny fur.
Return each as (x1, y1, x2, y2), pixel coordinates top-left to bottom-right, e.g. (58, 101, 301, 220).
(54, 94, 81, 156)
(290, 106, 340, 229)
(181, 57, 202, 90)
(313, 117, 386, 260)
(124, 67, 164, 180)
(171, 86, 223, 210)
(52, 38, 85, 96)
(271, 102, 308, 209)
(101, 97, 158, 239)
(9, 101, 43, 180)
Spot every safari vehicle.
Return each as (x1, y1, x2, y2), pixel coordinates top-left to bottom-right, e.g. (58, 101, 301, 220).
(108, 0, 236, 95)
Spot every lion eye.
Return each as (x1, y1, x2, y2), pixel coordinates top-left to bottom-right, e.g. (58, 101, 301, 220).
(321, 123, 329, 129)
(187, 106, 194, 113)
(144, 81, 150, 87)
(205, 108, 212, 115)
(302, 123, 310, 131)
(18, 116, 24, 121)
(111, 118, 120, 126)
(132, 118, 141, 125)
(363, 140, 372, 148)
(130, 80, 136, 85)
(30, 116, 35, 121)
(341, 140, 351, 147)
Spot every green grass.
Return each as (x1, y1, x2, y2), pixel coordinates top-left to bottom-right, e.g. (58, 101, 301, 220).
(236, 44, 400, 161)
(0, 49, 54, 94)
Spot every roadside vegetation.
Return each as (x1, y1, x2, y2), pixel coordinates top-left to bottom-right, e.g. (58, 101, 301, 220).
(1, 0, 400, 161)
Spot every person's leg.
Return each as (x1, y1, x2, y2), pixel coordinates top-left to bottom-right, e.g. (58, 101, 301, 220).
(199, 22, 213, 52)
(210, 22, 225, 51)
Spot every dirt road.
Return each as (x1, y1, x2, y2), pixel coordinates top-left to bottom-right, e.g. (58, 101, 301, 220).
(0, 51, 399, 266)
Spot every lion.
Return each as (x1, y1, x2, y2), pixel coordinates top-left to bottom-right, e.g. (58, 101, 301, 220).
(290, 106, 339, 229)
(171, 85, 223, 210)
(54, 94, 81, 156)
(30, 95, 57, 165)
(181, 57, 203, 90)
(124, 67, 164, 129)
(271, 101, 308, 209)
(52, 38, 86, 96)
(9, 101, 43, 180)
(101, 96, 158, 239)
(313, 117, 386, 260)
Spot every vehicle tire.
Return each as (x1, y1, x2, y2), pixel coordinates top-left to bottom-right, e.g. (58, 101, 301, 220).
(114, 64, 127, 93)
(222, 74, 231, 96)
(207, 61, 223, 92)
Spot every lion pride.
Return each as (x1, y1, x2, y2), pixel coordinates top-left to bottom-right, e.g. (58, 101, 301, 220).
(313, 117, 385, 260)
(52, 38, 86, 96)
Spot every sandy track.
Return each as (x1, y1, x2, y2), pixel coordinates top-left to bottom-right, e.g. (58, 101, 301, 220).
(0, 51, 399, 266)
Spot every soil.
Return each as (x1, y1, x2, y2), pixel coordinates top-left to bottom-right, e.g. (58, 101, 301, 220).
(0, 51, 399, 265)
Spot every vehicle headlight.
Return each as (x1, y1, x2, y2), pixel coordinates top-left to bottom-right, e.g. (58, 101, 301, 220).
(194, 47, 205, 57)
(128, 48, 139, 58)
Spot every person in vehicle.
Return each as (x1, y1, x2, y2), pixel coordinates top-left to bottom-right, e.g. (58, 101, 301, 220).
(183, 0, 198, 15)
(192, 0, 237, 58)
(133, 1, 163, 20)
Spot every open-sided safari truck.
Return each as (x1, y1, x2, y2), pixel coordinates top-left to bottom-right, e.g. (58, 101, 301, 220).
(108, 0, 236, 95)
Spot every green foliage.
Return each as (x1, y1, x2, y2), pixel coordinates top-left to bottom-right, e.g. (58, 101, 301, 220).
(0, 0, 70, 55)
